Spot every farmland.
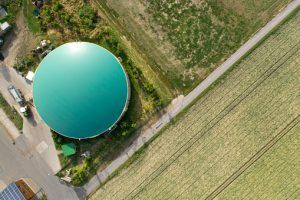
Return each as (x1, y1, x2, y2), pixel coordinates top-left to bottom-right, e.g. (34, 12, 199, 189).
(90, 10, 300, 200)
(218, 123, 300, 199)
(96, 0, 291, 92)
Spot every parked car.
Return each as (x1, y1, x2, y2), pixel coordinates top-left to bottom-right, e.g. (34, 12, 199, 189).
(7, 85, 24, 105)
(7, 85, 31, 117)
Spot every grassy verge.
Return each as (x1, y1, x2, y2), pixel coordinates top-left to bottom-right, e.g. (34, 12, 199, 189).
(88, 6, 300, 196)
(22, 0, 41, 33)
(0, 93, 23, 130)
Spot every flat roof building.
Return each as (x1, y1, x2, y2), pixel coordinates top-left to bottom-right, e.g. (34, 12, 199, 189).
(0, 183, 25, 200)
(33, 42, 130, 139)
(61, 143, 76, 157)
(25, 71, 35, 82)
(0, 179, 40, 200)
(0, 22, 11, 36)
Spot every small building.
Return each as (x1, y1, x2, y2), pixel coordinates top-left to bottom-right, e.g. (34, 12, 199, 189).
(25, 71, 35, 82)
(61, 143, 76, 157)
(0, 182, 25, 200)
(0, 6, 8, 18)
(0, 178, 42, 200)
(0, 22, 11, 36)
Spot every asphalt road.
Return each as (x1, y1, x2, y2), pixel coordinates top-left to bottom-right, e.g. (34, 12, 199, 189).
(0, 65, 84, 199)
(84, 0, 300, 195)
(0, 64, 61, 173)
(0, 10, 61, 174)
(0, 125, 83, 199)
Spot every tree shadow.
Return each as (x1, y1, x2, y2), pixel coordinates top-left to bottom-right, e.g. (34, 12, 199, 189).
(74, 186, 87, 200)
(1, 30, 17, 58)
(57, 179, 87, 200)
(27, 113, 37, 127)
(0, 65, 11, 82)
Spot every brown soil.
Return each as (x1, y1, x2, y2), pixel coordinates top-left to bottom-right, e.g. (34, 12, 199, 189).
(3, 11, 39, 67)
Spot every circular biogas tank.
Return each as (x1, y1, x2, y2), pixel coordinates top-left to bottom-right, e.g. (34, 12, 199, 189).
(33, 42, 130, 139)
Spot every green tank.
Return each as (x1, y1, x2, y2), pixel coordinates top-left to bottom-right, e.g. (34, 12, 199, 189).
(33, 42, 130, 139)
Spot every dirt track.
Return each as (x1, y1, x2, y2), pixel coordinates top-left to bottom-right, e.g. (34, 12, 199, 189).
(3, 11, 38, 67)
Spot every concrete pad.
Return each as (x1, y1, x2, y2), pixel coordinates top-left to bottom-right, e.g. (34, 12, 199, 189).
(36, 141, 48, 154)
(22, 120, 61, 174)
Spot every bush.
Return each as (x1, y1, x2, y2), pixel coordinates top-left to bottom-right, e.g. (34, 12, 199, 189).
(71, 170, 88, 186)
(78, 5, 97, 29)
(52, 2, 63, 12)
(0, 0, 22, 24)
(13, 56, 34, 73)
(142, 82, 163, 108)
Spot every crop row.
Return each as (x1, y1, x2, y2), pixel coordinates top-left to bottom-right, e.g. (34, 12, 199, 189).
(218, 123, 300, 199)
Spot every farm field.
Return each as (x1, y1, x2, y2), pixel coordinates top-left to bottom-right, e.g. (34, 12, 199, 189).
(95, 0, 291, 92)
(217, 123, 300, 199)
(90, 10, 300, 200)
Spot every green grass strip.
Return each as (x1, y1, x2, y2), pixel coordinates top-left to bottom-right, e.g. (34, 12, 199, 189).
(0, 93, 23, 130)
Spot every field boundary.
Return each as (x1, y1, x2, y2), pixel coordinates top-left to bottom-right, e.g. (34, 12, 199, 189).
(85, 2, 300, 196)
(205, 115, 300, 200)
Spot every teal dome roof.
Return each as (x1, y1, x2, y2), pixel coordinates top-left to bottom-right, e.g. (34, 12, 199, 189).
(33, 42, 129, 139)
